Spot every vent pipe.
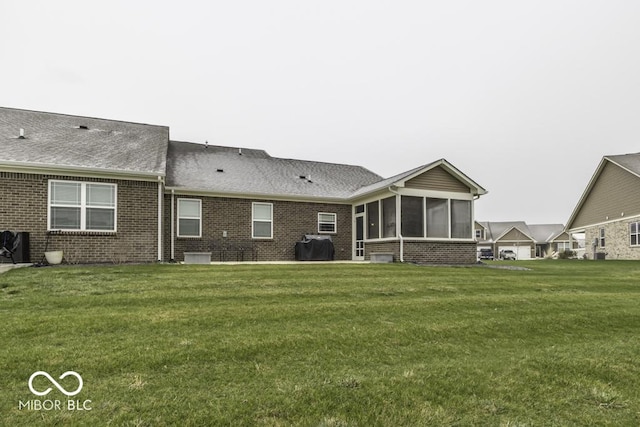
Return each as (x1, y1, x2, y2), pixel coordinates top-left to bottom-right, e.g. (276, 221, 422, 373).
(19, 128, 25, 139)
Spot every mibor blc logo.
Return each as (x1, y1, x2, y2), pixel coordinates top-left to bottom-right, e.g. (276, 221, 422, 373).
(19, 371, 92, 411)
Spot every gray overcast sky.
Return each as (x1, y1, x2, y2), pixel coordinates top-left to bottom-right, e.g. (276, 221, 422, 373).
(2, 1, 639, 224)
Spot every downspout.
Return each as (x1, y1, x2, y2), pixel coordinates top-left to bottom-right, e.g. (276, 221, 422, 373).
(170, 189, 175, 262)
(157, 176, 164, 262)
(388, 186, 404, 262)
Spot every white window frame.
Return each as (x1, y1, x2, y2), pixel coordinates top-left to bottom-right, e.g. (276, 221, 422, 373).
(475, 229, 485, 240)
(599, 228, 606, 248)
(48, 180, 117, 232)
(177, 198, 202, 238)
(630, 222, 640, 247)
(252, 202, 273, 239)
(318, 212, 337, 234)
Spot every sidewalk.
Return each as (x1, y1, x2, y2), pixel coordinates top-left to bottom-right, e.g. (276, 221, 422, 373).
(0, 263, 32, 274)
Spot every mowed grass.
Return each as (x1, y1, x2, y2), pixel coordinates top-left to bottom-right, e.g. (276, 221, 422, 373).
(1, 261, 640, 426)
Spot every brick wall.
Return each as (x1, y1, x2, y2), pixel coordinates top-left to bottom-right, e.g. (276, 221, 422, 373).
(0, 172, 159, 264)
(165, 195, 353, 261)
(366, 240, 477, 264)
(584, 220, 640, 260)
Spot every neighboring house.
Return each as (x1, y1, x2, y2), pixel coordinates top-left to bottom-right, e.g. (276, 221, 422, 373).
(1, 107, 488, 264)
(566, 153, 640, 260)
(476, 221, 576, 259)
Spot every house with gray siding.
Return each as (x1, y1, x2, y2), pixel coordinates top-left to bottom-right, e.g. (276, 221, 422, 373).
(566, 153, 640, 260)
(1, 107, 487, 264)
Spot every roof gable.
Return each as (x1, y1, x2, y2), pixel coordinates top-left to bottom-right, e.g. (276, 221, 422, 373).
(405, 165, 470, 192)
(351, 159, 487, 199)
(495, 226, 535, 243)
(567, 155, 640, 230)
(0, 107, 169, 177)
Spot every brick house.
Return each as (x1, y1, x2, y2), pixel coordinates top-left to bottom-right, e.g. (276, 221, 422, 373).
(1, 107, 487, 264)
(566, 153, 640, 260)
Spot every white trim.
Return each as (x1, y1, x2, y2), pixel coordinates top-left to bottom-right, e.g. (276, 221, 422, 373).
(567, 213, 640, 233)
(48, 179, 117, 232)
(171, 190, 175, 260)
(165, 187, 350, 205)
(1, 161, 164, 181)
(630, 222, 640, 247)
(157, 177, 163, 261)
(252, 202, 273, 239)
(177, 198, 202, 238)
(318, 212, 337, 234)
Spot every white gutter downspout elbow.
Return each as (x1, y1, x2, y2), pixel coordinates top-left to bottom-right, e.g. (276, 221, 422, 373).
(388, 186, 404, 262)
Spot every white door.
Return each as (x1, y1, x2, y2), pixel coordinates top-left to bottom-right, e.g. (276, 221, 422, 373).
(517, 246, 531, 260)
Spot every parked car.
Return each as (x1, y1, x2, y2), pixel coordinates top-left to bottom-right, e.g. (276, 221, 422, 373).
(499, 249, 516, 260)
(478, 248, 494, 260)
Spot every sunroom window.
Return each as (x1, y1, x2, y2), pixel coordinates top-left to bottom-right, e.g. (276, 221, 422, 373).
(401, 196, 424, 237)
(451, 200, 472, 239)
(426, 198, 449, 238)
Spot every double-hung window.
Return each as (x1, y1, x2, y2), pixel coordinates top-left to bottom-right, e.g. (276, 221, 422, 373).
(630, 222, 640, 246)
(318, 213, 337, 233)
(177, 198, 201, 237)
(49, 180, 117, 231)
(252, 202, 273, 239)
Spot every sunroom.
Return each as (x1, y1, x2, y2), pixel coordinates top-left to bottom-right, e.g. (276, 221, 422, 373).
(351, 159, 486, 264)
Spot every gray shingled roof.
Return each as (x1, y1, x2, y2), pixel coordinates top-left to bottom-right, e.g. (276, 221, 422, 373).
(479, 221, 566, 243)
(166, 141, 383, 200)
(607, 153, 640, 176)
(0, 107, 169, 176)
(528, 224, 566, 242)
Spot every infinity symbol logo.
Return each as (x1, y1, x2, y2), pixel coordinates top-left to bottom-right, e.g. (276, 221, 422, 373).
(28, 371, 83, 397)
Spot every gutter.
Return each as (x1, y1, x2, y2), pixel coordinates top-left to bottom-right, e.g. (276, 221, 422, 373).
(0, 160, 166, 181)
(163, 186, 351, 204)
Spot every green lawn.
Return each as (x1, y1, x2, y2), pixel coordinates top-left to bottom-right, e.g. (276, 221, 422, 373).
(1, 261, 640, 426)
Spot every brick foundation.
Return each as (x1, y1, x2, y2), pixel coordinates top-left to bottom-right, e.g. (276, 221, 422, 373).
(366, 240, 477, 264)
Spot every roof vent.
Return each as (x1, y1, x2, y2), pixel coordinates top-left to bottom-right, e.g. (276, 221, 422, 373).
(299, 174, 312, 183)
(216, 168, 224, 173)
(76, 125, 89, 130)
(205, 140, 209, 148)
(18, 128, 25, 139)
